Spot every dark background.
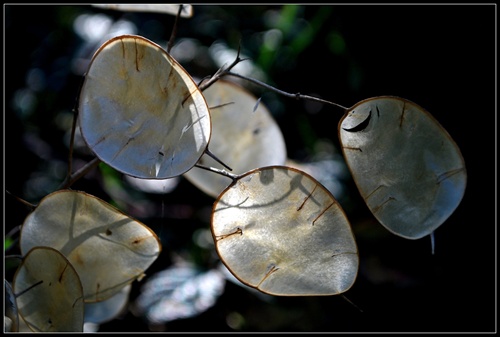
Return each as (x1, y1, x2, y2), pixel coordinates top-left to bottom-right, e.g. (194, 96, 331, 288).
(4, 4, 496, 333)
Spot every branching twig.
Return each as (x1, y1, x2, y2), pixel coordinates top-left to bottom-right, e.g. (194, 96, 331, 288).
(58, 157, 102, 190)
(226, 71, 349, 111)
(197, 41, 348, 111)
(204, 148, 233, 171)
(198, 42, 250, 93)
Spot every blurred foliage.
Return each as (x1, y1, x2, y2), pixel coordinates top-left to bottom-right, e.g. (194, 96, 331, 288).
(4, 4, 496, 333)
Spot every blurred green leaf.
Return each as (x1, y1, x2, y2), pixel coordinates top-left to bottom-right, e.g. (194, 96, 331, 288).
(5, 238, 14, 251)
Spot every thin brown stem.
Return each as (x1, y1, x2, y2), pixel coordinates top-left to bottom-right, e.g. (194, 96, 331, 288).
(66, 73, 86, 188)
(58, 157, 102, 190)
(167, 4, 184, 53)
(194, 164, 239, 182)
(341, 294, 363, 312)
(204, 148, 233, 171)
(196, 40, 348, 111)
(5, 190, 36, 210)
(226, 71, 349, 111)
(66, 108, 78, 182)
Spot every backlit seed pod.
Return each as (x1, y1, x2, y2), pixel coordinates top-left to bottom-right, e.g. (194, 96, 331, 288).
(338, 96, 467, 239)
(212, 166, 358, 296)
(14, 247, 84, 332)
(20, 190, 162, 302)
(79, 35, 211, 179)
